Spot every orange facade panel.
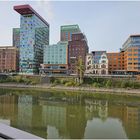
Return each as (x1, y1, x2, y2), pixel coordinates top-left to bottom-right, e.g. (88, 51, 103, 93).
(107, 52, 124, 73)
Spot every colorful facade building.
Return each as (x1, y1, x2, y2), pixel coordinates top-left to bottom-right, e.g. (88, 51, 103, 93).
(122, 35, 140, 75)
(68, 33, 89, 74)
(13, 28, 20, 48)
(14, 4, 49, 75)
(40, 41, 68, 75)
(0, 46, 19, 73)
(60, 24, 81, 41)
(107, 52, 125, 74)
(107, 35, 140, 75)
(85, 51, 108, 75)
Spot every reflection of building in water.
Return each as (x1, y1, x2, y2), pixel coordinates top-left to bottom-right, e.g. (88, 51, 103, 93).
(17, 95, 46, 138)
(108, 104, 140, 139)
(40, 99, 87, 139)
(108, 105, 125, 119)
(98, 100, 108, 120)
(42, 104, 68, 138)
(66, 105, 86, 139)
(17, 95, 33, 130)
(123, 106, 140, 139)
(85, 99, 108, 121)
(0, 94, 18, 125)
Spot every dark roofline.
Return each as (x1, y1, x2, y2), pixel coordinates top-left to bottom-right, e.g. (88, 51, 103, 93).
(14, 4, 49, 27)
(91, 51, 106, 53)
(130, 34, 140, 37)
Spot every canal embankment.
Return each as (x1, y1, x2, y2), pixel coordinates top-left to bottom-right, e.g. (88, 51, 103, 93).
(0, 83, 140, 96)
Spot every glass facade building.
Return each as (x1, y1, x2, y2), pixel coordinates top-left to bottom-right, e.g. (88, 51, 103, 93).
(44, 41, 68, 65)
(14, 5, 49, 74)
(122, 35, 140, 74)
(40, 41, 68, 75)
(13, 28, 20, 48)
(122, 35, 140, 51)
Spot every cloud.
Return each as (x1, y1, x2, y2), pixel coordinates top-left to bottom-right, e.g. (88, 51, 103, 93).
(36, 0, 54, 21)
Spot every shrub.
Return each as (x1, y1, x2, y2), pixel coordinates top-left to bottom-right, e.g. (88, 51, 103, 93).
(133, 82, 140, 89)
(121, 81, 129, 88)
(105, 80, 112, 88)
(92, 82, 100, 88)
(60, 79, 67, 84)
(53, 79, 60, 84)
(30, 80, 38, 85)
(64, 81, 76, 87)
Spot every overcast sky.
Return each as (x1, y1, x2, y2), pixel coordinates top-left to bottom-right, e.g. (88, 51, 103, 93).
(0, 1, 140, 52)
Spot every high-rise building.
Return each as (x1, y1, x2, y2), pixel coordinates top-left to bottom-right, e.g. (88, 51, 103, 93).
(85, 51, 108, 75)
(60, 25, 81, 41)
(122, 35, 140, 74)
(13, 28, 20, 48)
(14, 4, 49, 74)
(68, 33, 88, 74)
(40, 41, 68, 75)
(0, 46, 19, 72)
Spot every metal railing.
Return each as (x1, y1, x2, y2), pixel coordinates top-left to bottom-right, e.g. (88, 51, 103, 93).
(0, 123, 43, 139)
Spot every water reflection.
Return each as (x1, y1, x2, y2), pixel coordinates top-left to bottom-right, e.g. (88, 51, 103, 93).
(0, 90, 140, 139)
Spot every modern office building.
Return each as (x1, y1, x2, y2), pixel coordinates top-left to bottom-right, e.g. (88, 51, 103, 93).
(85, 51, 108, 75)
(107, 35, 140, 75)
(122, 35, 140, 74)
(68, 33, 89, 74)
(14, 4, 49, 75)
(0, 46, 19, 73)
(107, 52, 125, 74)
(13, 28, 20, 48)
(60, 24, 81, 41)
(40, 41, 68, 75)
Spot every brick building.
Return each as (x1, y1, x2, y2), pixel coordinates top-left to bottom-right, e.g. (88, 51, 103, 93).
(68, 33, 88, 74)
(0, 46, 19, 73)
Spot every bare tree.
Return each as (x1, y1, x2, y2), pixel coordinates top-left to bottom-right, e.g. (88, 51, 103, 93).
(76, 56, 85, 84)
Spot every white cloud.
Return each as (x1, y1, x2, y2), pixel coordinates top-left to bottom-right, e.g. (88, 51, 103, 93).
(36, 0, 54, 21)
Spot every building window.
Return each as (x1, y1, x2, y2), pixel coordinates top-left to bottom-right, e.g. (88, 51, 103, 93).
(101, 64, 106, 68)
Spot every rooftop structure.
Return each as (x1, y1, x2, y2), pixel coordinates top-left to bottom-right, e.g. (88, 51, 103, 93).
(122, 35, 140, 51)
(14, 4, 49, 26)
(60, 24, 81, 41)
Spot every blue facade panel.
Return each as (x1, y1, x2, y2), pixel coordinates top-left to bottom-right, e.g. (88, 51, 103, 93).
(20, 14, 49, 74)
